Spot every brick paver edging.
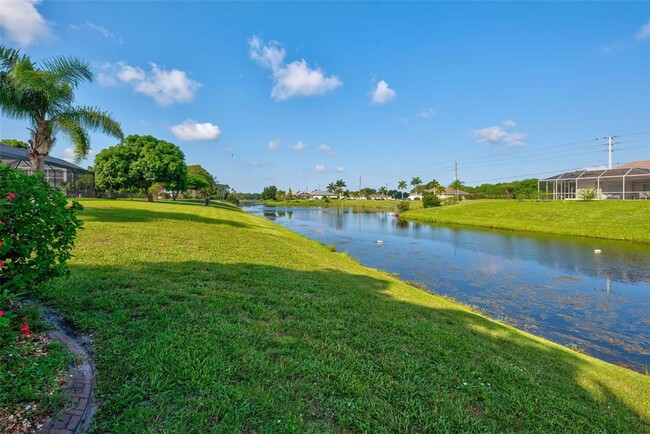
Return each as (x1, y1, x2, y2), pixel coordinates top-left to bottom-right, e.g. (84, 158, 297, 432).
(39, 327, 96, 434)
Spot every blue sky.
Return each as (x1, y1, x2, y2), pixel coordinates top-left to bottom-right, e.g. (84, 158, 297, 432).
(1, 1, 649, 192)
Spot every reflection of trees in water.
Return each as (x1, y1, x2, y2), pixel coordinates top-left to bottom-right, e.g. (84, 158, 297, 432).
(394, 218, 409, 229)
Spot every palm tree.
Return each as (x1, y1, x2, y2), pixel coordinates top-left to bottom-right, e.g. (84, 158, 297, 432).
(398, 180, 407, 199)
(378, 186, 388, 197)
(410, 177, 422, 193)
(334, 179, 346, 198)
(326, 182, 336, 193)
(0, 46, 123, 173)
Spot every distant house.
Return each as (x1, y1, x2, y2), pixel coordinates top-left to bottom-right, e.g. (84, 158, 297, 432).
(438, 187, 470, 199)
(293, 190, 311, 199)
(368, 194, 391, 200)
(539, 160, 650, 200)
(0, 142, 95, 197)
(408, 187, 468, 201)
(310, 189, 338, 200)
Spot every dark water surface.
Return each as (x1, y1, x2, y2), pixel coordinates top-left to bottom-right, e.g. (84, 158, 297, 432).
(246, 205, 650, 371)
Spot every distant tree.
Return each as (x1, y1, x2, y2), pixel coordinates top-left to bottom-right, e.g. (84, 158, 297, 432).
(326, 182, 336, 193)
(359, 187, 377, 197)
(261, 185, 278, 200)
(1, 139, 29, 149)
(0, 45, 123, 173)
(410, 177, 422, 193)
(94, 135, 187, 201)
(187, 164, 217, 196)
(334, 179, 347, 198)
(504, 183, 515, 199)
(378, 186, 388, 196)
(186, 174, 210, 194)
(276, 189, 286, 201)
(286, 188, 293, 200)
(398, 180, 407, 199)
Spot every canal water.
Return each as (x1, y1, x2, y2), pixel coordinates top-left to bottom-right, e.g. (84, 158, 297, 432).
(245, 205, 650, 372)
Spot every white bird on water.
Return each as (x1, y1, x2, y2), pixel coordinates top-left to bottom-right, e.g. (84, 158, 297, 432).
(376, 240, 384, 244)
(594, 249, 602, 254)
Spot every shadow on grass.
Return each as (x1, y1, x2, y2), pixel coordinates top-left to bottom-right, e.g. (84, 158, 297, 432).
(39, 260, 650, 433)
(80, 205, 251, 228)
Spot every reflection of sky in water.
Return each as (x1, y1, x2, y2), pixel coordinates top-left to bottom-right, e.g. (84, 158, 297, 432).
(249, 206, 650, 372)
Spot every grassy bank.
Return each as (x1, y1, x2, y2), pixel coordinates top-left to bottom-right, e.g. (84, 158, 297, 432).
(402, 200, 650, 243)
(263, 198, 422, 211)
(37, 199, 649, 432)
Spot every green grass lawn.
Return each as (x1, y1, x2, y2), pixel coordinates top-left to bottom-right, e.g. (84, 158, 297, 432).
(37, 199, 649, 432)
(263, 198, 422, 211)
(402, 200, 650, 243)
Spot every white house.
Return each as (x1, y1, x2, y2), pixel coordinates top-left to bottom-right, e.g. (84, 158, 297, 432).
(310, 189, 338, 200)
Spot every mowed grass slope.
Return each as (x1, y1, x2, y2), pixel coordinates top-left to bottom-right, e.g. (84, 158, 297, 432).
(39, 200, 649, 432)
(402, 200, 650, 243)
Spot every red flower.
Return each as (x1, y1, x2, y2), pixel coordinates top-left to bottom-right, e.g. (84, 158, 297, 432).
(0, 220, 3, 225)
(6, 192, 15, 201)
(21, 318, 30, 337)
(0, 261, 5, 268)
(0, 311, 4, 316)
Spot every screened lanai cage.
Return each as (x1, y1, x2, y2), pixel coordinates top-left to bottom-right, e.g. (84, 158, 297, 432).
(0, 143, 95, 197)
(539, 161, 650, 200)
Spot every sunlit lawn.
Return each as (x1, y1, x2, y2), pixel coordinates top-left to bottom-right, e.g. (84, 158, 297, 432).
(37, 199, 650, 432)
(403, 199, 650, 243)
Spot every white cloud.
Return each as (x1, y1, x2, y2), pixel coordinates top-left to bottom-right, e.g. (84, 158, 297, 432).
(170, 120, 220, 141)
(314, 164, 326, 173)
(502, 119, 517, 127)
(603, 41, 625, 54)
(60, 147, 95, 163)
(0, 0, 54, 46)
(99, 62, 201, 105)
(371, 80, 396, 104)
(292, 140, 306, 151)
(636, 22, 650, 40)
(335, 166, 345, 173)
(70, 22, 123, 44)
(249, 36, 342, 100)
(317, 144, 337, 156)
(472, 125, 527, 147)
(267, 139, 281, 150)
(418, 108, 436, 118)
(394, 116, 410, 125)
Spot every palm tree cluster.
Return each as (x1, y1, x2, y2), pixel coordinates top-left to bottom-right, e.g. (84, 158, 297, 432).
(326, 179, 347, 198)
(0, 45, 123, 173)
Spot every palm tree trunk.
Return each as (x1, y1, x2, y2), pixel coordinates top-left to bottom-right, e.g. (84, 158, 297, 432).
(28, 151, 46, 174)
(28, 118, 54, 174)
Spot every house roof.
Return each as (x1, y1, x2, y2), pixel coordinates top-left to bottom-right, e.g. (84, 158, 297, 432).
(442, 186, 470, 195)
(617, 160, 650, 169)
(0, 143, 91, 173)
(311, 190, 336, 196)
(542, 165, 650, 181)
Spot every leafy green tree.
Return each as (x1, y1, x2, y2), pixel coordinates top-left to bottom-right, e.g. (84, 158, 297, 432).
(187, 164, 217, 196)
(1, 139, 29, 149)
(410, 177, 422, 193)
(378, 186, 388, 196)
(0, 46, 123, 173)
(398, 180, 407, 199)
(422, 192, 441, 208)
(94, 135, 187, 201)
(423, 179, 444, 195)
(326, 182, 336, 193)
(186, 174, 210, 194)
(261, 185, 278, 200)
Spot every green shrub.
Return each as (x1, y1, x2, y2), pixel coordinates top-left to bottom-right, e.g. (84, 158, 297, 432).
(395, 201, 410, 213)
(422, 192, 441, 208)
(0, 166, 83, 295)
(578, 188, 598, 201)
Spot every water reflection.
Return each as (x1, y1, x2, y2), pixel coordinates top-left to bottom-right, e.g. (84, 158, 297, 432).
(246, 206, 650, 372)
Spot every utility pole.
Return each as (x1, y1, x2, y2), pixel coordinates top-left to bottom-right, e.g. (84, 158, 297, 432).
(602, 136, 615, 169)
(454, 161, 459, 201)
(359, 176, 361, 191)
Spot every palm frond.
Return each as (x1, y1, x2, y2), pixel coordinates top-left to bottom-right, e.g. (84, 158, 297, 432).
(58, 106, 124, 140)
(42, 56, 93, 88)
(56, 117, 90, 161)
(0, 45, 29, 71)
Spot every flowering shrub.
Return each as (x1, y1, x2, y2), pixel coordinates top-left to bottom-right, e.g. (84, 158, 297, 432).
(0, 166, 83, 295)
